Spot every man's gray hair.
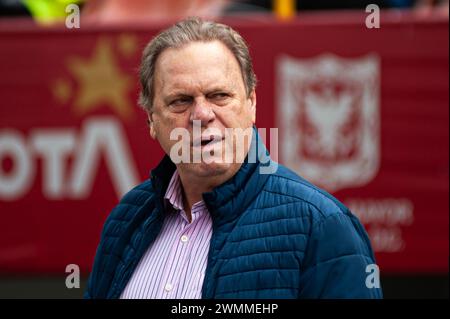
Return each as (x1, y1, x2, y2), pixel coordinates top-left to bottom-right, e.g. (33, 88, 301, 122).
(138, 17, 257, 112)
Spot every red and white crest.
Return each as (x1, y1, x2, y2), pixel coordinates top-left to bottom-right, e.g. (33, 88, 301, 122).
(277, 54, 380, 192)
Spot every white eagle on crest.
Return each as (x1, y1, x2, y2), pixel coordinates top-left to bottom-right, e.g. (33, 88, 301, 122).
(304, 89, 354, 158)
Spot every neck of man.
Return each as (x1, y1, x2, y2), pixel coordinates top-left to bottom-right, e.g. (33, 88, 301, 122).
(176, 162, 243, 223)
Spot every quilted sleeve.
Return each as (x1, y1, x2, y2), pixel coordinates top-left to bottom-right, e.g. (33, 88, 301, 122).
(83, 209, 115, 299)
(298, 210, 383, 299)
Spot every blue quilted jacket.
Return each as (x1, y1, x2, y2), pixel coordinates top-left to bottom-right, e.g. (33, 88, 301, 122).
(85, 129, 382, 299)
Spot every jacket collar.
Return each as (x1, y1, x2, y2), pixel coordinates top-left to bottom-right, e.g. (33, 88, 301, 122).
(150, 126, 273, 226)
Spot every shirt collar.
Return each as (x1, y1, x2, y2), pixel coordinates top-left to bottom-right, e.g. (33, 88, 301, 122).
(164, 169, 184, 212)
(163, 169, 207, 223)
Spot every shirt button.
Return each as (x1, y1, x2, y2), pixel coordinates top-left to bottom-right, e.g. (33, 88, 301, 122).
(164, 283, 173, 292)
(181, 235, 189, 243)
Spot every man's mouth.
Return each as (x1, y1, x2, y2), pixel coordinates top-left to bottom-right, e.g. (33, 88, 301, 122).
(193, 135, 224, 147)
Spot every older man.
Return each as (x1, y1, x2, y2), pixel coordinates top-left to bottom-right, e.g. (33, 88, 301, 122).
(85, 17, 382, 299)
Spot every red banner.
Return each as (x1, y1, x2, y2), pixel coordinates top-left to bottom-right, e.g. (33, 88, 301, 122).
(0, 11, 448, 274)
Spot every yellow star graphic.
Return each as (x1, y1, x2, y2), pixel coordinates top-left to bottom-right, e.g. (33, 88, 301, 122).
(66, 38, 134, 120)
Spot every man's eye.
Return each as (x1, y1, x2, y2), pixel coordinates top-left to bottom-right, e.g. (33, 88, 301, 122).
(169, 98, 191, 108)
(210, 93, 229, 100)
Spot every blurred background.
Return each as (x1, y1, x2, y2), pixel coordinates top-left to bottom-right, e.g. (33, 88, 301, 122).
(0, 0, 448, 299)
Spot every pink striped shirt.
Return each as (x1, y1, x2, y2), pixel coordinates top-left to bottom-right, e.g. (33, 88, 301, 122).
(120, 170, 213, 299)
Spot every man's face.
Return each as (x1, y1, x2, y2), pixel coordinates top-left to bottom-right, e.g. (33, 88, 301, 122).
(149, 40, 256, 178)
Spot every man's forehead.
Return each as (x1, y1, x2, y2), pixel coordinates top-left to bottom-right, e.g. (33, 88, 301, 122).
(154, 41, 242, 93)
(160, 40, 232, 58)
(157, 41, 238, 72)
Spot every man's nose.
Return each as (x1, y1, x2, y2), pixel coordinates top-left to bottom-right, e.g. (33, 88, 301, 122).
(189, 98, 215, 126)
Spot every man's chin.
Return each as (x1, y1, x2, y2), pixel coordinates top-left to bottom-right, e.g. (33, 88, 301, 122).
(197, 161, 232, 176)
(180, 161, 232, 178)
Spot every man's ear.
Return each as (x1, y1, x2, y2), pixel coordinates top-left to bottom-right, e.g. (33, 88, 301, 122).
(148, 112, 157, 139)
(248, 89, 256, 124)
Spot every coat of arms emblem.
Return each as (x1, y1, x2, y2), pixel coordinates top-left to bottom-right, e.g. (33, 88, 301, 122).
(277, 54, 380, 192)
